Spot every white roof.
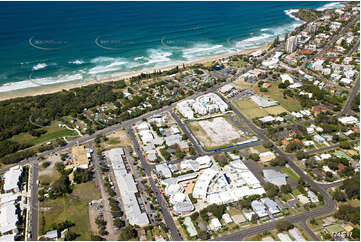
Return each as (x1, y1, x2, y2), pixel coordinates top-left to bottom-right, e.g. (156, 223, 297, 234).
(222, 213, 233, 224)
(210, 218, 222, 230)
(0, 202, 17, 234)
(251, 200, 268, 217)
(193, 168, 218, 199)
(277, 233, 292, 241)
(289, 228, 306, 241)
(280, 74, 294, 84)
(3, 165, 22, 192)
(0, 234, 15, 241)
(107, 149, 149, 226)
(263, 169, 287, 187)
(184, 217, 198, 237)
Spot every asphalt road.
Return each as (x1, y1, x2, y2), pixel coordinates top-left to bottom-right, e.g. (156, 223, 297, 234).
(30, 161, 39, 241)
(127, 127, 182, 241)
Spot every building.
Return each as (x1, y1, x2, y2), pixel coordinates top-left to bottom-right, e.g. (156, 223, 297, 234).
(286, 36, 297, 53)
(251, 95, 280, 108)
(288, 228, 306, 240)
(251, 200, 268, 218)
(259, 151, 276, 163)
(307, 190, 319, 203)
(242, 209, 256, 221)
(231, 214, 246, 224)
(209, 218, 222, 231)
(184, 217, 198, 237)
(107, 148, 149, 226)
(45, 230, 58, 240)
(3, 166, 22, 193)
(222, 213, 233, 224)
(263, 169, 287, 187)
(261, 198, 280, 215)
(338, 116, 358, 125)
(277, 233, 292, 241)
(297, 194, 310, 205)
(192, 168, 219, 199)
(155, 163, 172, 178)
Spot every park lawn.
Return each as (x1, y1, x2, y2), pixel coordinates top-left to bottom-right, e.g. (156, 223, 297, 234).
(39, 170, 60, 186)
(253, 81, 303, 112)
(232, 100, 268, 119)
(72, 181, 101, 202)
(40, 196, 91, 240)
(281, 167, 300, 182)
(264, 105, 288, 115)
(11, 121, 77, 146)
(253, 145, 269, 153)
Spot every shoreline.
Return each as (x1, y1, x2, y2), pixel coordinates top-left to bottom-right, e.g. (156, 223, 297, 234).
(0, 44, 270, 102)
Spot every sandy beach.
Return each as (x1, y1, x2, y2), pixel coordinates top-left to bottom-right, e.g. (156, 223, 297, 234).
(0, 44, 270, 102)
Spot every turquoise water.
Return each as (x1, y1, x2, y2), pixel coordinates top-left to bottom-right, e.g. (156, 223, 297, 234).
(0, 1, 342, 93)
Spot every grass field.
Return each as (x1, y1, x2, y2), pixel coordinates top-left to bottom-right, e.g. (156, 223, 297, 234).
(232, 99, 289, 120)
(72, 181, 101, 202)
(281, 167, 300, 182)
(232, 100, 269, 119)
(40, 196, 91, 240)
(11, 121, 77, 146)
(253, 81, 302, 112)
(264, 105, 288, 115)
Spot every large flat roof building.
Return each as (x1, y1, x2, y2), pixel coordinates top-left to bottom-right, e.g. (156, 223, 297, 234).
(107, 148, 149, 226)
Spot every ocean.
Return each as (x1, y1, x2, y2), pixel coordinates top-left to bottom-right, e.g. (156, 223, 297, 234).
(0, 1, 343, 94)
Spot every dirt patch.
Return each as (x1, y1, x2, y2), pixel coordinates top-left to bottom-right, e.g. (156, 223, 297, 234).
(103, 129, 132, 149)
(89, 206, 100, 236)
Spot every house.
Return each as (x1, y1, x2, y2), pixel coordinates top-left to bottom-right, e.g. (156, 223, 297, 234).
(251, 200, 268, 218)
(242, 209, 256, 221)
(275, 198, 288, 210)
(259, 152, 276, 163)
(307, 190, 319, 203)
(209, 218, 222, 231)
(45, 230, 58, 240)
(222, 213, 233, 224)
(312, 105, 329, 115)
(303, 140, 315, 147)
(155, 163, 172, 178)
(340, 78, 352, 85)
(313, 134, 325, 143)
(287, 199, 298, 209)
(338, 116, 358, 125)
(289, 228, 306, 241)
(263, 169, 287, 187)
(261, 198, 280, 215)
(184, 217, 198, 237)
(231, 214, 246, 224)
(297, 194, 310, 205)
(277, 233, 292, 241)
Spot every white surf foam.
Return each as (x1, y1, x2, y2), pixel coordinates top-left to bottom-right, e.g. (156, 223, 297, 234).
(234, 33, 272, 50)
(32, 63, 47, 70)
(284, 9, 304, 22)
(182, 43, 229, 60)
(69, 59, 84, 65)
(0, 73, 83, 92)
(317, 2, 343, 11)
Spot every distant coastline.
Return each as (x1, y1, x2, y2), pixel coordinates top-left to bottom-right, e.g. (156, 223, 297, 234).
(0, 1, 344, 101)
(0, 44, 270, 101)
